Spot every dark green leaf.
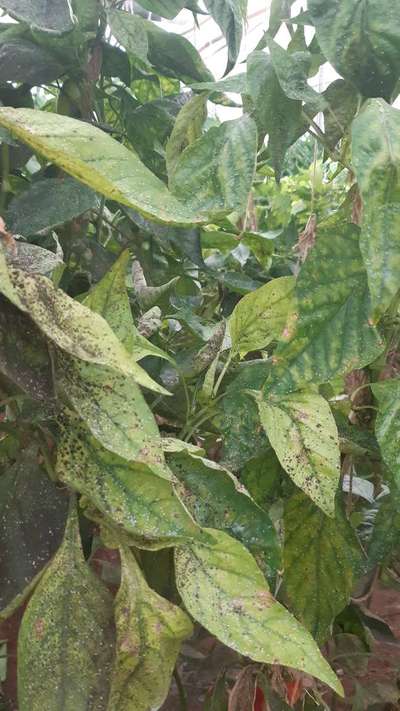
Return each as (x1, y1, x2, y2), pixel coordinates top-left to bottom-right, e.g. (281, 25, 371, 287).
(372, 379, 400, 482)
(166, 93, 207, 182)
(323, 79, 358, 151)
(368, 491, 400, 565)
(204, 0, 247, 74)
(0, 39, 64, 85)
(268, 39, 327, 111)
(0, 0, 74, 33)
(133, 0, 186, 20)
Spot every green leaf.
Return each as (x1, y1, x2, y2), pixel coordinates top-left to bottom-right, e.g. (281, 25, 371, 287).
(229, 276, 295, 356)
(372, 379, 400, 482)
(323, 79, 358, 151)
(166, 94, 207, 182)
(18, 500, 114, 711)
(0, 449, 68, 620)
(246, 50, 305, 178)
(107, 9, 148, 64)
(284, 493, 362, 643)
(267, 216, 384, 394)
(204, 0, 247, 74)
(256, 390, 340, 516)
(131, 0, 186, 20)
(167, 451, 281, 575)
(268, 39, 327, 111)
(56, 421, 202, 544)
(308, 0, 400, 100)
(175, 530, 343, 695)
(268, 0, 293, 37)
(0, 39, 64, 85)
(352, 99, 400, 316)
(6, 176, 98, 236)
(368, 490, 400, 566)
(0, 251, 167, 394)
(0, 108, 202, 225)
(171, 116, 257, 219)
(0, 0, 74, 33)
(7, 242, 64, 276)
(108, 547, 193, 710)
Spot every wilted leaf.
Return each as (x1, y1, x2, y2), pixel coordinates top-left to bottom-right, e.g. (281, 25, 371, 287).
(18, 500, 114, 711)
(256, 390, 340, 516)
(6, 176, 97, 236)
(0, 108, 202, 225)
(267, 215, 383, 394)
(56, 420, 202, 544)
(0, 449, 68, 620)
(108, 547, 193, 710)
(229, 276, 295, 356)
(170, 116, 257, 218)
(175, 529, 343, 695)
(167, 451, 281, 575)
(352, 99, 400, 316)
(284, 493, 362, 642)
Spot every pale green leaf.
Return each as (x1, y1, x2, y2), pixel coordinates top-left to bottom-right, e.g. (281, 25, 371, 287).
(352, 99, 400, 316)
(267, 215, 384, 394)
(56, 420, 203, 544)
(0, 108, 201, 225)
(128, 0, 186, 20)
(308, 0, 400, 100)
(0, 252, 168, 394)
(18, 501, 114, 711)
(170, 116, 257, 219)
(268, 39, 327, 111)
(256, 390, 340, 516)
(284, 493, 362, 643)
(166, 94, 207, 183)
(175, 530, 343, 695)
(108, 547, 193, 711)
(229, 276, 295, 356)
(108, 9, 149, 64)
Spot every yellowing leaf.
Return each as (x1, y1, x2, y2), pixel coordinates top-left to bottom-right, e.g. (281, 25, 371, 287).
(175, 530, 343, 695)
(0, 107, 201, 225)
(229, 276, 295, 356)
(256, 390, 340, 516)
(18, 500, 114, 711)
(108, 547, 192, 710)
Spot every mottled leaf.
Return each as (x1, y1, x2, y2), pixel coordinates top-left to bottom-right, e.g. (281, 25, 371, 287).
(352, 99, 400, 316)
(308, 0, 400, 100)
(0, 39, 64, 85)
(229, 276, 295, 356)
(256, 390, 340, 516)
(0, 0, 74, 33)
(0, 108, 202, 225)
(6, 176, 97, 236)
(284, 493, 362, 642)
(0, 449, 68, 620)
(56, 421, 202, 544)
(368, 491, 400, 566)
(18, 501, 114, 711)
(108, 547, 192, 710)
(323, 79, 358, 151)
(268, 39, 327, 111)
(0, 251, 167, 394)
(175, 530, 342, 694)
(132, 0, 186, 19)
(267, 216, 383, 394)
(166, 94, 207, 182)
(6, 242, 64, 276)
(372, 379, 400, 482)
(204, 0, 247, 74)
(167, 451, 280, 575)
(170, 116, 257, 219)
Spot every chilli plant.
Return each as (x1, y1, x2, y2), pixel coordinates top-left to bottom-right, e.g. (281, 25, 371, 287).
(1, 0, 400, 709)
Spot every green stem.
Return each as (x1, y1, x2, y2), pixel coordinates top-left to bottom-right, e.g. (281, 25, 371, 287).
(212, 350, 232, 397)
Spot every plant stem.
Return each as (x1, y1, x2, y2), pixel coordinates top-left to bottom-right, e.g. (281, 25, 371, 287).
(173, 667, 188, 711)
(0, 142, 10, 213)
(212, 350, 232, 397)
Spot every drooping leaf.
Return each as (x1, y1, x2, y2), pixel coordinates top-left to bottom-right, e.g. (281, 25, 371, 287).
(352, 99, 400, 316)
(131, 0, 186, 19)
(171, 116, 257, 219)
(323, 79, 358, 151)
(0, 251, 167, 394)
(167, 451, 281, 575)
(0, 108, 202, 225)
(18, 501, 114, 711)
(0, 449, 68, 620)
(372, 379, 400, 483)
(6, 176, 97, 236)
(246, 50, 306, 178)
(256, 390, 340, 516)
(284, 492, 362, 643)
(229, 276, 295, 356)
(175, 529, 343, 695)
(56, 420, 202, 545)
(0, 296, 54, 402)
(268, 39, 327, 111)
(204, 0, 247, 74)
(166, 94, 207, 182)
(267, 216, 384, 394)
(108, 547, 193, 710)
(0, 39, 64, 85)
(308, 0, 400, 100)
(0, 0, 74, 33)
